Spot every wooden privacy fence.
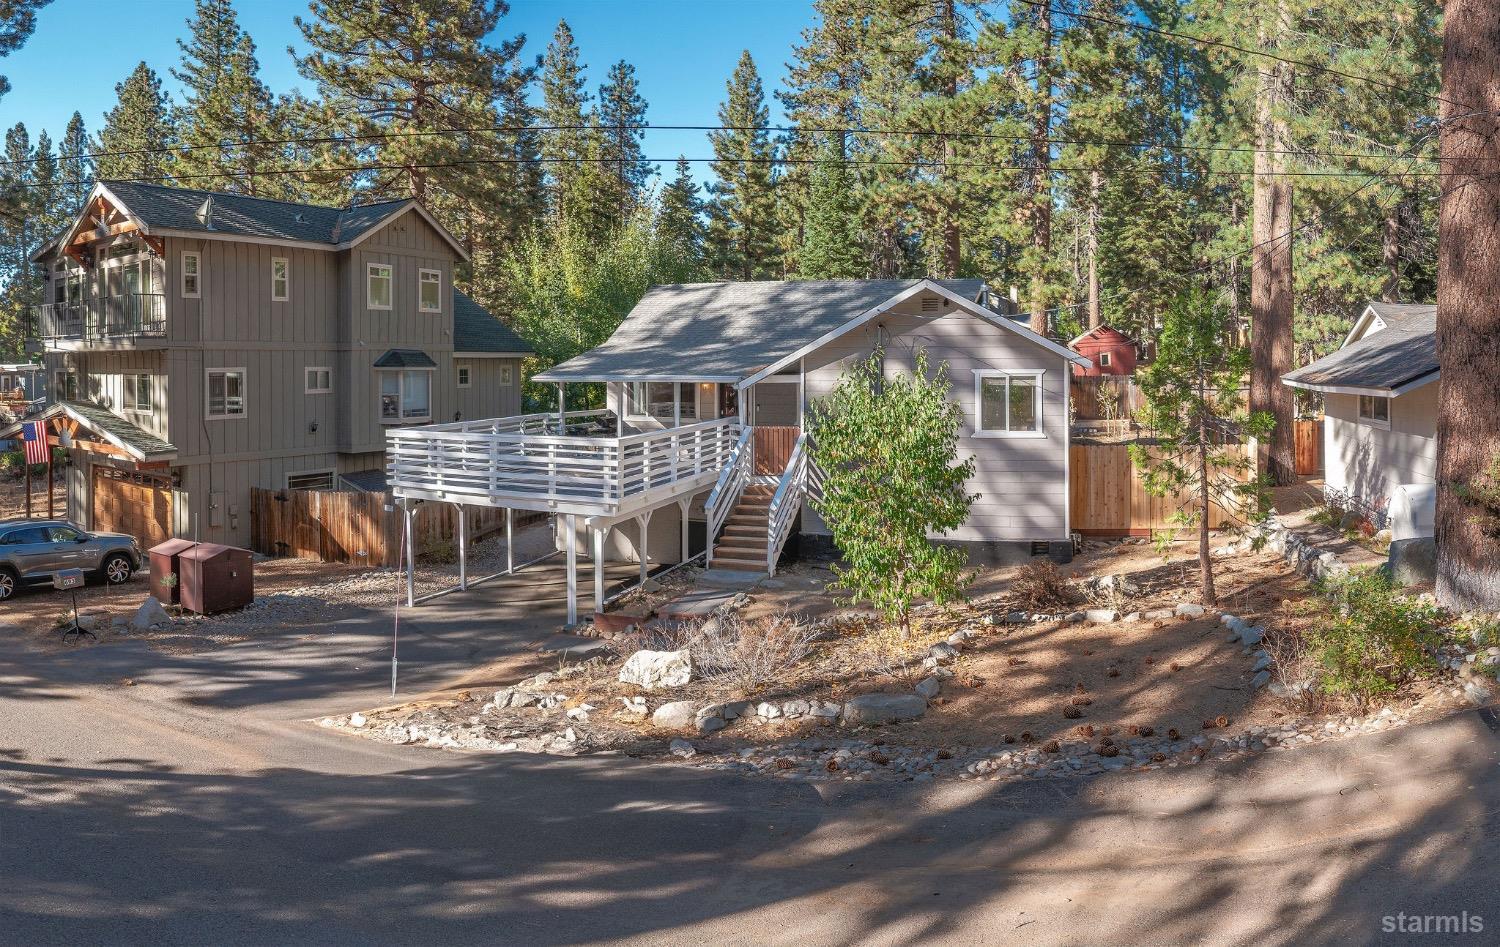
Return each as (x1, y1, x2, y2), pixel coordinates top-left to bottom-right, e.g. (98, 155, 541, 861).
(1069, 443, 1251, 536)
(1294, 417, 1323, 476)
(250, 488, 516, 567)
(1071, 376, 1144, 422)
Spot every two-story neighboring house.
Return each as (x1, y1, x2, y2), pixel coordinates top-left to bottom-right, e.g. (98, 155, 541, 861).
(23, 181, 530, 548)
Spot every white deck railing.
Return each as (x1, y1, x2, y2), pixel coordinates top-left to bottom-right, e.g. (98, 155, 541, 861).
(766, 433, 809, 576)
(387, 414, 741, 516)
(703, 428, 753, 566)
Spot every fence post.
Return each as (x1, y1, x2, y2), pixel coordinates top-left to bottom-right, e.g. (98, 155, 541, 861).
(456, 502, 467, 591)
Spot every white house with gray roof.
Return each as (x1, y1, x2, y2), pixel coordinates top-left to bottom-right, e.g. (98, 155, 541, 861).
(20, 181, 530, 549)
(386, 278, 1088, 623)
(1282, 301, 1438, 523)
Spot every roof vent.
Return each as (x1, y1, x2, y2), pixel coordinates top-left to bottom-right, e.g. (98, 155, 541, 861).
(195, 195, 215, 230)
(920, 296, 941, 313)
(294, 212, 305, 222)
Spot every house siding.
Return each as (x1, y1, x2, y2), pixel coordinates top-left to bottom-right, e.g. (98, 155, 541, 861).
(799, 299, 1071, 544)
(1324, 385, 1438, 513)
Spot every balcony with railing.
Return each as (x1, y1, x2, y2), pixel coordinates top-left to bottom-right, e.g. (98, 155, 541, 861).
(31, 293, 168, 347)
(386, 409, 742, 518)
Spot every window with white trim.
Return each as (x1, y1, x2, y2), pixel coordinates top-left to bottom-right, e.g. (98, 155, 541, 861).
(206, 368, 246, 419)
(1098, 351, 1111, 367)
(1358, 394, 1390, 427)
(181, 251, 201, 298)
(499, 364, 513, 385)
(380, 369, 431, 422)
(974, 370, 1045, 437)
(271, 257, 289, 301)
(123, 373, 153, 414)
(305, 366, 332, 394)
(629, 381, 680, 419)
(367, 263, 393, 310)
(286, 470, 335, 491)
(456, 362, 471, 387)
(419, 268, 442, 312)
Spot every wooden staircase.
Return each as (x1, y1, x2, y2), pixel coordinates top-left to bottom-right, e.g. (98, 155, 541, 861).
(711, 484, 775, 573)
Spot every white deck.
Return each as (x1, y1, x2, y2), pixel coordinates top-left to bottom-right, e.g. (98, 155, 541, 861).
(386, 410, 741, 517)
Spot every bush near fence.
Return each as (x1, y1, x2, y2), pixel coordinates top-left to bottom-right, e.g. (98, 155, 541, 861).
(250, 488, 525, 567)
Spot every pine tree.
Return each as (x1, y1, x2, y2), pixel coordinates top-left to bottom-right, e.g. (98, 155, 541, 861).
(173, 0, 293, 198)
(597, 59, 651, 222)
(658, 156, 705, 262)
(59, 112, 91, 212)
(707, 51, 780, 279)
(95, 62, 176, 183)
(799, 136, 863, 278)
(0, 0, 45, 104)
(539, 20, 593, 218)
(0, 124, 37, 356)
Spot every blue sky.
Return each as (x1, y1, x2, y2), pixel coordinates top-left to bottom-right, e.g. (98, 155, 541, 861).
(0, 0, 807, 186)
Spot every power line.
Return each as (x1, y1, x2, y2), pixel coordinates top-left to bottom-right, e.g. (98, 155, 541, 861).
(0, 121, 1449, 175)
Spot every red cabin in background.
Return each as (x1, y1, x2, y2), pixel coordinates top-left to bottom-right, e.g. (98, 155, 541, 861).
(1069, 325, 1138, 377)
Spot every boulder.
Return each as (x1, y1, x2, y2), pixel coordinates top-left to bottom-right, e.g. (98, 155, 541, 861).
(1175, 602, 1207, 618)
(668, 738, 696, 758)
(755, 701, 781, 719)
(1251, 669, 1272, 689)
(781, 699, 810, 718)
(618, 649, 693, 690)
(928, 642, 960, 662)
(842, 693, 927, 725)
(914, 676, 942, 700)
(651, 700, 698, 730)
(1388, 537, 1437, 588)
(130, 597, 170, 631)
(697, 715, 727, 735)
(1085, 608, 1119, 624)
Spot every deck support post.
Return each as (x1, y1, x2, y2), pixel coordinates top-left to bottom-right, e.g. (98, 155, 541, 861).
(505, 507, 514, 574)
(636, 510, 652, 584)
(456, 502, 467, 591)
(557, 382, 565, 433)
(565, 512, 578, 626)
(678, 497, 691, 564)
(592, 525, 607, 615)
(402, 499, 416, 608)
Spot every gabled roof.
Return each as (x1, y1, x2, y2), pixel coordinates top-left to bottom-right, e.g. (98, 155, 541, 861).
(1283, 303, 1437, 395)
(373, 349, 437, 369)
(0, 400, 176, 462)
(38, 181, 470, 261)
(1067, 325, 1135, 347)
(453, 291, 531, 355)
(534, 278, 1077, 384)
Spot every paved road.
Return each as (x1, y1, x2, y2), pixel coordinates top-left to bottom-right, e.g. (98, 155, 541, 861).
(3, 565, 1499, 945)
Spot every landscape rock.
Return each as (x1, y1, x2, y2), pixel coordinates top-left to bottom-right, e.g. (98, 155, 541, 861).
(928, 643, 960, 662)
(1240, 626, 1265, 647)
(842, 693, 928, 725)
(618, 696, 648, 716)
(1175, 603, 1207, 618)
(1252, 652, 1272, 673)
(782, 699, 811, 718)
(1143, 608, 1175, 620)
(668, 738, 697, 758)
(1388, 537, 1438, 588)
(697, 716, 727, 735)
(619, 649, 693, 690)
(1252, 670, 1272, 689)
(756, 701, 782, 719)
(1085, 609, 1119, 624)
(651, 701, 699, 730)
(914, 676, 942, 699)
(349, 712, 367, 728)
(131, 597, 171, 631)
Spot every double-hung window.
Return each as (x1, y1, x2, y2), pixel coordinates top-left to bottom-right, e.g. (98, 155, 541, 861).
(367, 263, 393, 310)
(181, 252, 201, 298)
(124, 373, 153, 414)
(206, 368, 246, 419)
(419, 269, 442, 312)
(974, 369, 1045, 437)
(271, 258, 289, 301)
(1358, 394, 1390, 428)
(380, 370, 431, 422)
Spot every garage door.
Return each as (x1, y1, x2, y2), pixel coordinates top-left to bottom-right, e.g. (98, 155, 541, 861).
(93, 466, 173, 548)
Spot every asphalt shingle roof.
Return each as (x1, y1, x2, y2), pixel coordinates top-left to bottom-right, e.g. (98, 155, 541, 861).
(534, 279, 988, 382)
(1284, 304, 1436, 392)
(373, 349, 438, 369)
(453, 291, 531, 354)
(98, 181, 409, 246)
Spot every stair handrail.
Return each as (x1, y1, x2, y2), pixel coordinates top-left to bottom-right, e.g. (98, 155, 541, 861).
(704, 426, 752, 565)
(765, 433, 809, 576)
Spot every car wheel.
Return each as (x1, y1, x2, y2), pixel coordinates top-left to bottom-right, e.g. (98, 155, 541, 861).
(103, 554, 133, 585)
(0, 569, 14, 601)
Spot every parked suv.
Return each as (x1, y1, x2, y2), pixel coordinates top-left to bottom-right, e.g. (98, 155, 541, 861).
(0, 519, 140, 600)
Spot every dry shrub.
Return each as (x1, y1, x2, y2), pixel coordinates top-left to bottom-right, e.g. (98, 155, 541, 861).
(855, 623, 931, 684)
(1011, 561, 1077, 611)
(689, 609, 819, 696)
(419, 538, 457, 564)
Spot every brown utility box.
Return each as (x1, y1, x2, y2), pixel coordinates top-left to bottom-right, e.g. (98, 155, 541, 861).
(178, 543, 254, 615)
(148, 538, 198, 604)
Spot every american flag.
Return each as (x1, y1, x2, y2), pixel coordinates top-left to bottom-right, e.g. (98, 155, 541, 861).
(22, 420, 48, 465)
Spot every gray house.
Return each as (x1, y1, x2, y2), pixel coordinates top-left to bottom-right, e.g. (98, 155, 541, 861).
(387, 279, 1088, 622)
(1282, 301, 1438, 522)
(23, 181, 530, 548)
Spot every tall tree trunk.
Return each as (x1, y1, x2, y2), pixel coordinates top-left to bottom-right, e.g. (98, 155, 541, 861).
(939, 0, 962, 279)
(1436, 0, 1500, 611)
(1028, 2, 1053, 336)
(1381, 201, 1402, 302)
(1249, 0, 1296, 484)
(1197, 376, 1216, 606)
(1087, 168, 1102, 329)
